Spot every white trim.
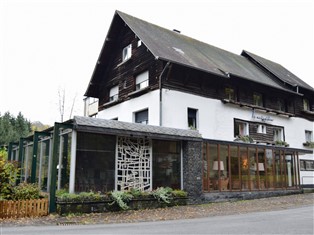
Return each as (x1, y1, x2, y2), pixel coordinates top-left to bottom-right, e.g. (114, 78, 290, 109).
(57, 136, 63, 190)
(115, 136, 118, 191)
(69, 130, 77, 193)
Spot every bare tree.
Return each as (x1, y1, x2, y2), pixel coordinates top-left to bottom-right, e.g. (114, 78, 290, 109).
(58, 87, 65, 122)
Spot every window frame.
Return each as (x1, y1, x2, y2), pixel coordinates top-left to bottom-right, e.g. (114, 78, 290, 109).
(134, 109, 149, 125)
(109, 85, 119, 102)
(234, 120, 249, 137)
(305, 130, 313, 142)
(187, 108, 198, 130)
(253, 92, 264, 107)
(224, 87, 237, 101)
(122, 44, 132, 62)
(273, 128, 284, 141)
(135, 71, 149, 91)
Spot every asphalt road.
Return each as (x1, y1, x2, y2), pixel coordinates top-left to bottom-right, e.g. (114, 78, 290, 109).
(1, 205, 313, 235)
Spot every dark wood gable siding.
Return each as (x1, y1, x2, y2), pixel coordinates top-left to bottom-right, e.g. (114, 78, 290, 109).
(163, 64, 314, 121)
(98, 24, 163, 109)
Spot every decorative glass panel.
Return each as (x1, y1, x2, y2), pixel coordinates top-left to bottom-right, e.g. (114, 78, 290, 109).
(116, 136, 151, 191)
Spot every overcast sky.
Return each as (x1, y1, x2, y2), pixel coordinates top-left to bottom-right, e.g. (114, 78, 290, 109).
(1, 0, 313, 125)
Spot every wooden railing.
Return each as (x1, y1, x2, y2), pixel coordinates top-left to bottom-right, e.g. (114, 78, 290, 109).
(0, 198, 49, 218)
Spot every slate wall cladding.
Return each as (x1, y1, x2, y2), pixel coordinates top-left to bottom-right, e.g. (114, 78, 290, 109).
(182, 140, 203, 203)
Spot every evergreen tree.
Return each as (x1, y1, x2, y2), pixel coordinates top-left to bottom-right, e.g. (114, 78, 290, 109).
(0, 112, 31, 145)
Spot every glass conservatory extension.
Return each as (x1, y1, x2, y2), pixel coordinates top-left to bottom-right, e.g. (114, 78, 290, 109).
(202, 142, 301, 192)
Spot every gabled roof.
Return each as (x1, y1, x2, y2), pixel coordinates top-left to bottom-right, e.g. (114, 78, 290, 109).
(85, 10, 313, 97)
(242, 50, 313, 91)
(72, 116, 202, 141)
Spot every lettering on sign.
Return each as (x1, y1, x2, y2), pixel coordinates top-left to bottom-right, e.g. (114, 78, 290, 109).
(252, 109, 273, 122)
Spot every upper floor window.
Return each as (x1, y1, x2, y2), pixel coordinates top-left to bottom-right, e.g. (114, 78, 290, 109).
(253, 92, 263, 107)
(300, 160, 314, 171)
(135, 109, 148, 124)
(188, 108, 198, 129)
(305, 130, 313, 142)
(137, 40, 142, 47)
(234, 120, 249, 137)
(136, 71, 149, 90)
(109, 85, 119, 102)
(273, 128, 284, 141)
(224, 87, 237, 101)
(257, 124, 266, 134)
(303, 98, 310, 111)
(122, 44, 132, 62)
(277, 98, 286, 112)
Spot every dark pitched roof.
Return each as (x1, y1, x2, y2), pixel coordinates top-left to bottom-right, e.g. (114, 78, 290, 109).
(85, 10, 312, 96)
(117, 11, 291, 91)
(72, 116, 202, 141)
(242, 50, 313, 91)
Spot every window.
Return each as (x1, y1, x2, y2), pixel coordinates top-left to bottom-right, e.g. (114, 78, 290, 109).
(253, 92, 263, 107)
(109, 85, 119, 102)
(122, 44, 132, 62)
(153, 140, 181, 189)
(257, 124, 266, 134)
(188, 108, 198, 129)
(135, 109, 148, 124)
(234, 120, 249, 137)
(277, 99, 286, 112)
(224, 87, 236, 101)
(300, 160, 314, 171)
(305, 130, 313, 142)
(135, 71, 149, 90)
(273, 128, 283, 141)
(137, 40, 142, 47)
(303, 98, 310, 111)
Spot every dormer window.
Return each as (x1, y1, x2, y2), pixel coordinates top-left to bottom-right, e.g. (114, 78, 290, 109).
(109, 85, 119, 102)
(135, 71, 149, 90)
(253, 92, 263, 107)
(122, 44, 132, 62)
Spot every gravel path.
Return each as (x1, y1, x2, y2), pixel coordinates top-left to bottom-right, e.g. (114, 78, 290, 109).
(1, 193, 313, 227)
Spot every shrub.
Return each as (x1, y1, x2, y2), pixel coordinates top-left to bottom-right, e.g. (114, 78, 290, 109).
(0, 150, 19, 200)
(152, 187, 173, 204)
(56, 191, 108, 202)
(172, 189, 188, 198)
(109, 191, 133, 210)
(11, 182, 41, 200)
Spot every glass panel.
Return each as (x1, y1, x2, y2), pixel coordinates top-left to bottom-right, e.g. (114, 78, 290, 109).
(257, 148, 266, 190)
(76, 133, 116, 192)
(265, 149, 274, 189)
(209, 144, 218, 191)
(216, 145, 229, 191)
(153, 140, 181, 189)
(240, 147, 249, 190)
(249, 148, 257, 190)
(230, 146, 240, 190)
(285, 153, 294, 187)
(274, 150, 282, 188)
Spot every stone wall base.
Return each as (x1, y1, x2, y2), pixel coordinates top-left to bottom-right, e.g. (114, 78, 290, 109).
(202, 189, 303, 203)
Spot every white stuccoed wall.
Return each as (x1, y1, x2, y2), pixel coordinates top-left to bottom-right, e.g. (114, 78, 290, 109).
(98, 88, 313, 150)
(97, 90, 160, 125)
